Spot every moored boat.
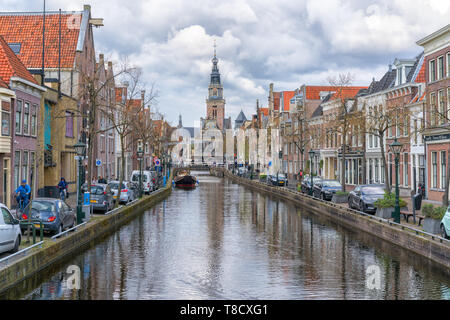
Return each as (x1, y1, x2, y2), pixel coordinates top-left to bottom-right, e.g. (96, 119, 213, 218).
(174, 170, 197, 189)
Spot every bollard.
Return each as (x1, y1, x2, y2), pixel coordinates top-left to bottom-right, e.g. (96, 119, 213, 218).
(40, 220, 43, 242)
(32, 224, 36, 244)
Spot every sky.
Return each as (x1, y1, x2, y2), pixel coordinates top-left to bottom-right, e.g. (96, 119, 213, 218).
(1, 0, 450, 127)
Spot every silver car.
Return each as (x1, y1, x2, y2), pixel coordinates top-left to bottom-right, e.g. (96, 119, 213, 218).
(108, 181, 137, 204)
(0, 203, 21, 254)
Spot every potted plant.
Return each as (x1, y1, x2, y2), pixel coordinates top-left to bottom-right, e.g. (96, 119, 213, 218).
(422, 205, 446, 234)
(374, 192, 407, 219)
(332, 191, 349, 203)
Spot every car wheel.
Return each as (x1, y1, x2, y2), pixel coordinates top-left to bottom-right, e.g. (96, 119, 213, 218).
(321, 193, 325, 200)
(10, 235, 20, 253)
(359, 201, 364, 212)
(348, 197, 352, 208)
(441, 224, 449, 239)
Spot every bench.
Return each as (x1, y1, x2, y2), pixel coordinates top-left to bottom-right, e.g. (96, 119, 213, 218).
(400, 210, 425, 226)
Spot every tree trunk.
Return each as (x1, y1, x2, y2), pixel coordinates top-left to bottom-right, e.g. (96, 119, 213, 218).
(116, 135, 126, 209)
(379, 131, 390, 193)
(341, 126, 347, 192)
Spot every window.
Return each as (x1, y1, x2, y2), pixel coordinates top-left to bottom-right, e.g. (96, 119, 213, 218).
(1, 101, 11, 136)
(15, 100, 22, 134)
(65, 112, 73, 137)
(414, 119, 418, 145)
(7, 43, 21, 54)
(404, 116, 409, 136)
(430, 92, 437, 126)
(441, 151, 446, 189)
(369, 134, 373, 148)
(429, 59, 436, 82)
(22, 151, 28, 183)
(14, 151, 20, 190)
(31, 105, 37, 136)
(447, 53, 450, 77)
(398, 67, 403, 84)
(381, 158, 385, 183)
(438, 56, 444, 80)
(375, 159, 379, 182)
(23, 102, 29, 135)
(439, 90, 445, 124)
(432, 151, 437, 188)
(403, 153, 408, 186)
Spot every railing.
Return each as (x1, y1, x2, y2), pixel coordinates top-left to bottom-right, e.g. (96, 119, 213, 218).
(225, 169, 450, 246)
(0, 241, 44, 270)
(51, 221, 87, 240)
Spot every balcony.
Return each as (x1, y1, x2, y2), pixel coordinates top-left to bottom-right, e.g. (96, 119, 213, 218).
(44, 148, 56, 167)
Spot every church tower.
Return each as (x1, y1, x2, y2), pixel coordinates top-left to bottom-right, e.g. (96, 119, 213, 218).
(205, 41, 226, 131)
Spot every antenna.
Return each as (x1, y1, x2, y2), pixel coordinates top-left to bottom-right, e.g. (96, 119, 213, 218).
(213, 39, 217, 57)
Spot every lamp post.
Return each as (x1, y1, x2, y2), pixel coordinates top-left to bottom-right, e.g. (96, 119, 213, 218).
(389, 138, 403, 223)
(137, 140, 144, 198)
(309, 149, 314, 196)
(74, 140, 86, 224)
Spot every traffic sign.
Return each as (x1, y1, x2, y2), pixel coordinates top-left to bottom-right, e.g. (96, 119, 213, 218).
(96, 159, 102, 167)
(268, 161, 272, 167)
(155, 159, 160, 166)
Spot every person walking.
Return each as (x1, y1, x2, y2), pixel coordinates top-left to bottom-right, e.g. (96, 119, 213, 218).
(14, 179, 31, 211)
(58, 177, 68, 201)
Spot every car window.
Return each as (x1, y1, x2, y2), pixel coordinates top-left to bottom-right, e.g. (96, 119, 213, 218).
(91, 186, 105, 195)
(323, 181, 341, 187)
(362, 187, 385, 195)
(62, 202, 70, 212)
(1, 208, 13, 225)
(31, 201, 56, 212)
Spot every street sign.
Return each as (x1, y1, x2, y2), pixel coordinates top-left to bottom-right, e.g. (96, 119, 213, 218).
(155, 159, 160, 166)
(96, 159, 102, 167)
(268, 161, 272, 167)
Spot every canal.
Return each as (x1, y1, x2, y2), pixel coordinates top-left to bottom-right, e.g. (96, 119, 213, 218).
(1, 171, 449, 300)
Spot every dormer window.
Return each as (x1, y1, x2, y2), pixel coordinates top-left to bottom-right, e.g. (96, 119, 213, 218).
(398, 67, 403, 85)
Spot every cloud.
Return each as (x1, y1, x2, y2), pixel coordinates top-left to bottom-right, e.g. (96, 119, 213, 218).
(1, 0, 448, 126)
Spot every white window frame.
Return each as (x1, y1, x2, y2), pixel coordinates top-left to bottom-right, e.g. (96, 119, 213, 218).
(429, 59, 436, 82)
(437, 55, 444, 80)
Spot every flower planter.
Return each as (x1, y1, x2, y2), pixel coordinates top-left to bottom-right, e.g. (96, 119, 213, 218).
(422, 217, 441, 234)
(331, 194, 348, 203)
(375, 207, 407, 219)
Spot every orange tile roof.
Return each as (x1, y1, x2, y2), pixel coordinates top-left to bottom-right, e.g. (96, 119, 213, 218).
(0, 35, 37, 84)
(415, 60, 426, 83)
(282, 91, 295, 112)
(259, 108, 269, 116)
(0, 13, 82, 69)
(328, 86, 367, 100)
(305, 86, 340, 100)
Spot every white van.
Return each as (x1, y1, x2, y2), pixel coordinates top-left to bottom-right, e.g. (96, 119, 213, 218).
(130, 170, 155, 194)
(0, 203, 21, 254)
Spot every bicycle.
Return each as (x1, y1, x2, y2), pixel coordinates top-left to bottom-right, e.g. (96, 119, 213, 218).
(59, 188, 67, 201)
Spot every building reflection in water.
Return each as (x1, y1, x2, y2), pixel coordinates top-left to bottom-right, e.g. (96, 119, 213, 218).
(3, 176, 449, 300)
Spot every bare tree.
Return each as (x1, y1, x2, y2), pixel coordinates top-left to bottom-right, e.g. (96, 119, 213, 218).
(327, 73, 357, 192)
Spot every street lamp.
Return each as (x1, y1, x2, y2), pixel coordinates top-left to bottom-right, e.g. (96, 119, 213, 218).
(74, 140, 86, 224)
(308, 149, 314, 196)
(137, 140, 144, 198)
(389, 138, 403, 223)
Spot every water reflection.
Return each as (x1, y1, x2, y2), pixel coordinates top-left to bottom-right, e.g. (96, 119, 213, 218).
(1, 173, 449, 300)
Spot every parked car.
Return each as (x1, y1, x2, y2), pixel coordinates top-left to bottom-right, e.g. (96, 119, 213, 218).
(108, 181, 138, 204)
(348, 184, 385, 213)
(130, 170, 155, 194)
(0, 203, 21, 254)
(301, 176, 322, 194)
(87, 184, 115, 213)
(267, 173, 288, 186)
(237, 167, 247, 177)
(20, 198, 75, 235)
(312, 179, 342, 200)
(440, 206, 450, 239)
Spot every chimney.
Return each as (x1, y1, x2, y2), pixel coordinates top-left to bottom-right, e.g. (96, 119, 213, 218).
(270, 83, 273, 92)
(84, 4, 91, 11)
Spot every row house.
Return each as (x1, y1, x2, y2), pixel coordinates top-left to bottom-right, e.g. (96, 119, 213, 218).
(418, 24, 450, 203)
(0, 5, 101, 197)
(93, 54, 115, 180)
(0, 36, 46, 207)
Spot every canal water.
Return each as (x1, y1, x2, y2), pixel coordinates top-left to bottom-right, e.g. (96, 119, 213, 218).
(2, 172, 449, 300)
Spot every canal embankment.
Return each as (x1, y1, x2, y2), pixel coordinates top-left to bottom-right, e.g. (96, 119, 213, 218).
(0, 179, 172, 293)
(214, 168, 450, 274)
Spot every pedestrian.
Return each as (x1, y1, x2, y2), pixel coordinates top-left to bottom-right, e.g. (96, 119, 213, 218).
(98, 176, 107, 184)
(14, 179, 31, 211)
(58, 177, 68, 200)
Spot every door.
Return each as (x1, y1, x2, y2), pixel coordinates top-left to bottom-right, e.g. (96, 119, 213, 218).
(0, 207, 15, 251)
(3, 158, 10, 208)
